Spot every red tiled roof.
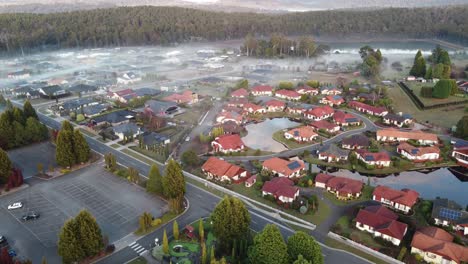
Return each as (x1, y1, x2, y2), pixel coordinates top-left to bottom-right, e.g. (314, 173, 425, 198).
(246, 175, 257, 184)
(315, 173, 334, 184)
(252, 85, 273, 93)
(348, 101, 387, 115)
(333, 111, 360, 124)
(228, 98, 248, 106)
(262, 158, 305, 176)
(373, 185, 420, 208)
(397, 142, 440, 156)
(285, 126, 318, 139)
(163, 90, 196, 104)
(377, 129, 438, 142)
(310, 120, 339, 131)
(356, 205, 407, 240)
(304, 106, 334, 118)
(231, 88, 249, 97)
(262, 177, 298, 199)
(115, 89, 135, 96)
(323, 95, 345, 104)
(265, 99, 286, 108)
(356, 149, 391, 162)
(275, 89, 301, 98)
(326, 176, 363, 195)
(296, 86, 317, 94)
(411, 227, 468, 263)
(213, 134, 245, 150)
(243, 103, 264, 112)
(202, 157, 246, 178)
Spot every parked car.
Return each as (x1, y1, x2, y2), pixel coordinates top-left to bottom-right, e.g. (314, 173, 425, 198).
(7, 202, 23, 210)
(0, 236, 6, 245)
(22, 212, 40, 221)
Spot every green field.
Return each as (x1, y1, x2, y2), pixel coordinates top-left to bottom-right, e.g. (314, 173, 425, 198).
(406, 82, 466, 106)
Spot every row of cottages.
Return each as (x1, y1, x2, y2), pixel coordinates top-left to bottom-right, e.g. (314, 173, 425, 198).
(348, 101, 388, 117)
(397, 142, 440, 162)
(262, 157, 305, 178)
(231, 88, 249, 98)
(315, 174, 364, 200)
(251, 85, 274, 96)
(201, 157, 249, 183)
(107, 88, 139, 104)
(355, 205, 408, 246)
(262, 177, 300, 204)
(341, 134, 370, 150)
(297, 85, 319, 95)
(431, 198, 468, 236)
(382, 113, 413, 128)
(275, 89, 302, 101)
(320, 95, 345, 107)
(265, 100, 286, 112)
(372, 186, 420, 214)
(310, 120, 340, 134)
(163, 90, 199, 105)
(411, 227, 468, 264)
(376, 129, 438, 146)
(284, 126, 318, 142)
(355, 149, 391, 167)
(211, 134, 245, 153)
(318, 144, 350, 163)
(304, 105, 334, 121)
(333, 111, 362, 126)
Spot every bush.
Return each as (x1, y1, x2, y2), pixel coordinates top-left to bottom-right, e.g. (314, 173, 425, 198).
(152, 218, 162, 227)
(420, 86, 433, 98)
(432, 79, 453, 99)
(413, 254, 423, 262)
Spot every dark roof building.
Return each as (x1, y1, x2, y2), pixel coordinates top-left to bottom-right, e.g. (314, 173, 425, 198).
(92, 109, 136, 125)
(341, 134, 370, 149)
(68, 84, 98, 94)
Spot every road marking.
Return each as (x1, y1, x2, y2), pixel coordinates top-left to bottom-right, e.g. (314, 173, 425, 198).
(138, 250, 148, 256)
(129, 242, 136, 247)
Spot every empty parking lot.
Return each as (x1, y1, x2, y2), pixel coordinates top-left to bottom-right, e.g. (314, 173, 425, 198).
(0, 163, 166, 262)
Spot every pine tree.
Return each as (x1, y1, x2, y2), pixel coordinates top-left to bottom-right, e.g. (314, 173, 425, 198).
(75, 210, 104, 257)
(12, 107, 25, 125)
(199, 218, 205, 243)
(162, 229, 169, 254)
(23, 100, 38, 120)
(201, 243, 207, 264)
(248, 224, 289, 264)
(163, 159, 186, 213)
(61, 120, 74, 132)
(73, 130, 90, 163)
(0, 112, 14, 149)
(0, 148, 12, 183)
(409, 50, 426, 77)
(146, 164, 163, 195)
(56, 130, 75, 167)
(287, 231, 323, 264)
(173, 220, 179, 240)
(58, 219, 85, 264)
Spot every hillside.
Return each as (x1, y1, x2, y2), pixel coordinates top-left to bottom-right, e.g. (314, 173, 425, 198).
(0, 5, 467, 53)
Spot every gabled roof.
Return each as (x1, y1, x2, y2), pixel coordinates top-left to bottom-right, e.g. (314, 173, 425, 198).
(341, 134, 370, 148)
(251, 85, 273, 93)
(213, 134, 245, 150)
(356, 205, 408, 240)
(202, 157, 246, 179)
(285, 126, 317, 139)
(112, 122, 140, 134)
(384, 113, 412, 123)
(319, 144, 350, 158)
(68, 84, 98, 93)
(348, 101, 387, 115)
(323, 95, 345, 103)
(411, 227, 468, 263)
(377, 129, 438, 142)
(231, 88, 249, 97)
(333, 111, 360, 124)
(41, 85, 64, 95)
(262, 177, 298, 199)
(304, 106, 334, 118)
(142, 132, 169, 146)
(326, 175, 363, 195)
(356, 149, 391, 162)
(310, 120, 339, 131)
(265, 99, 286, 108)
(275, 89, 301, 98)
(373, 185, 419, 207)
(397, 142, 440, 156)
(262, 158, 305, 176)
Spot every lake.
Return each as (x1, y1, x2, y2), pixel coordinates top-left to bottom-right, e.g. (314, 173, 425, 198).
(242, 118, 301, 152)
(312, 165, 468, 206)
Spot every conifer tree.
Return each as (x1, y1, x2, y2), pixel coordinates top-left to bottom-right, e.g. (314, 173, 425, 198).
(73, 130, 90, 163)
(61, 120, 74, 132)
(58, 219, 85, 264)
(75, 210, 104, 257)
(173, 220, 179, 240)
(163, 159, 186, 213)
(162, 229, 169, 254)
(23, 100, 38, 120)
(0, 148, 12, 183)
(146, 164, 163, 195)
(56, 130, 75, 167)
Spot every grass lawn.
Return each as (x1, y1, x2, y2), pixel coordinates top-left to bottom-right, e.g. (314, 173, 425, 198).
(406, 82, 466, 106)
(325, 238, 389, 264)
(129, 146, 166, 163)
(111, 144, 120, 148)
(387, 83, 466, 128)
(174, 109, 204, 125)
(128, 256, 147, 264)
(272, 130, 317, 149)
(121, 148, 157, 165)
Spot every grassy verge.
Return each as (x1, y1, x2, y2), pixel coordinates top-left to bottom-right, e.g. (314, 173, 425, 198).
(325, 238, 389, 264)
(128, 256, 147, 264)
(121, 149, 157, 165)
(272, 130, 317, 149)
(129, 146, 166, 163)
(111, 144, 120, 148)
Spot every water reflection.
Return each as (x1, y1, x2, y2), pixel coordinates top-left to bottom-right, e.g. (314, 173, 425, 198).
(311, 164, 468, 206)
(242, 118, 300, 152)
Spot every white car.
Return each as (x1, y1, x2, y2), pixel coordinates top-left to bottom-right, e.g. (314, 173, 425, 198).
(7, 202, 23, 210)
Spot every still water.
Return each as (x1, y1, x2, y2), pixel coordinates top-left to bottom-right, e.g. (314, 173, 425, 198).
(313, 164, 468, 206)
(242, 118, 300, 152)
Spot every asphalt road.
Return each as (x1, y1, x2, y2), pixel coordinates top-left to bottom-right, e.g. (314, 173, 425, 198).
(11, 100, 371, 264)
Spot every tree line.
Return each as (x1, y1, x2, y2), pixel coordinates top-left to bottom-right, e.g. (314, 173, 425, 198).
(0, 5, 468, 53)
(0, 100, 48, 150)
(242, 34, 325, 58)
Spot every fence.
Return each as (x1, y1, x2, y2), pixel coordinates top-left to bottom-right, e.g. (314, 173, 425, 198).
(398, 82, 468, 110)
(327, 232, 405, 264)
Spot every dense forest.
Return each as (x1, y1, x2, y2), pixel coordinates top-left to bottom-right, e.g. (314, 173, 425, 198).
(0, 5, 467, 53)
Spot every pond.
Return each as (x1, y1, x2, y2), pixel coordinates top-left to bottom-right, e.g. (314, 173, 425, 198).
(312, 164, 468, 206)
(242, 118, 301, 152)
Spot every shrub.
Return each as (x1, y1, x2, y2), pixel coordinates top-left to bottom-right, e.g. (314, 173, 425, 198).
(432, 79, 453, 99)
(60, 169, 71, 174)
(413, 254, 423, 262)
(152, 218, 162, 227)
(420, 86, 433, 98)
